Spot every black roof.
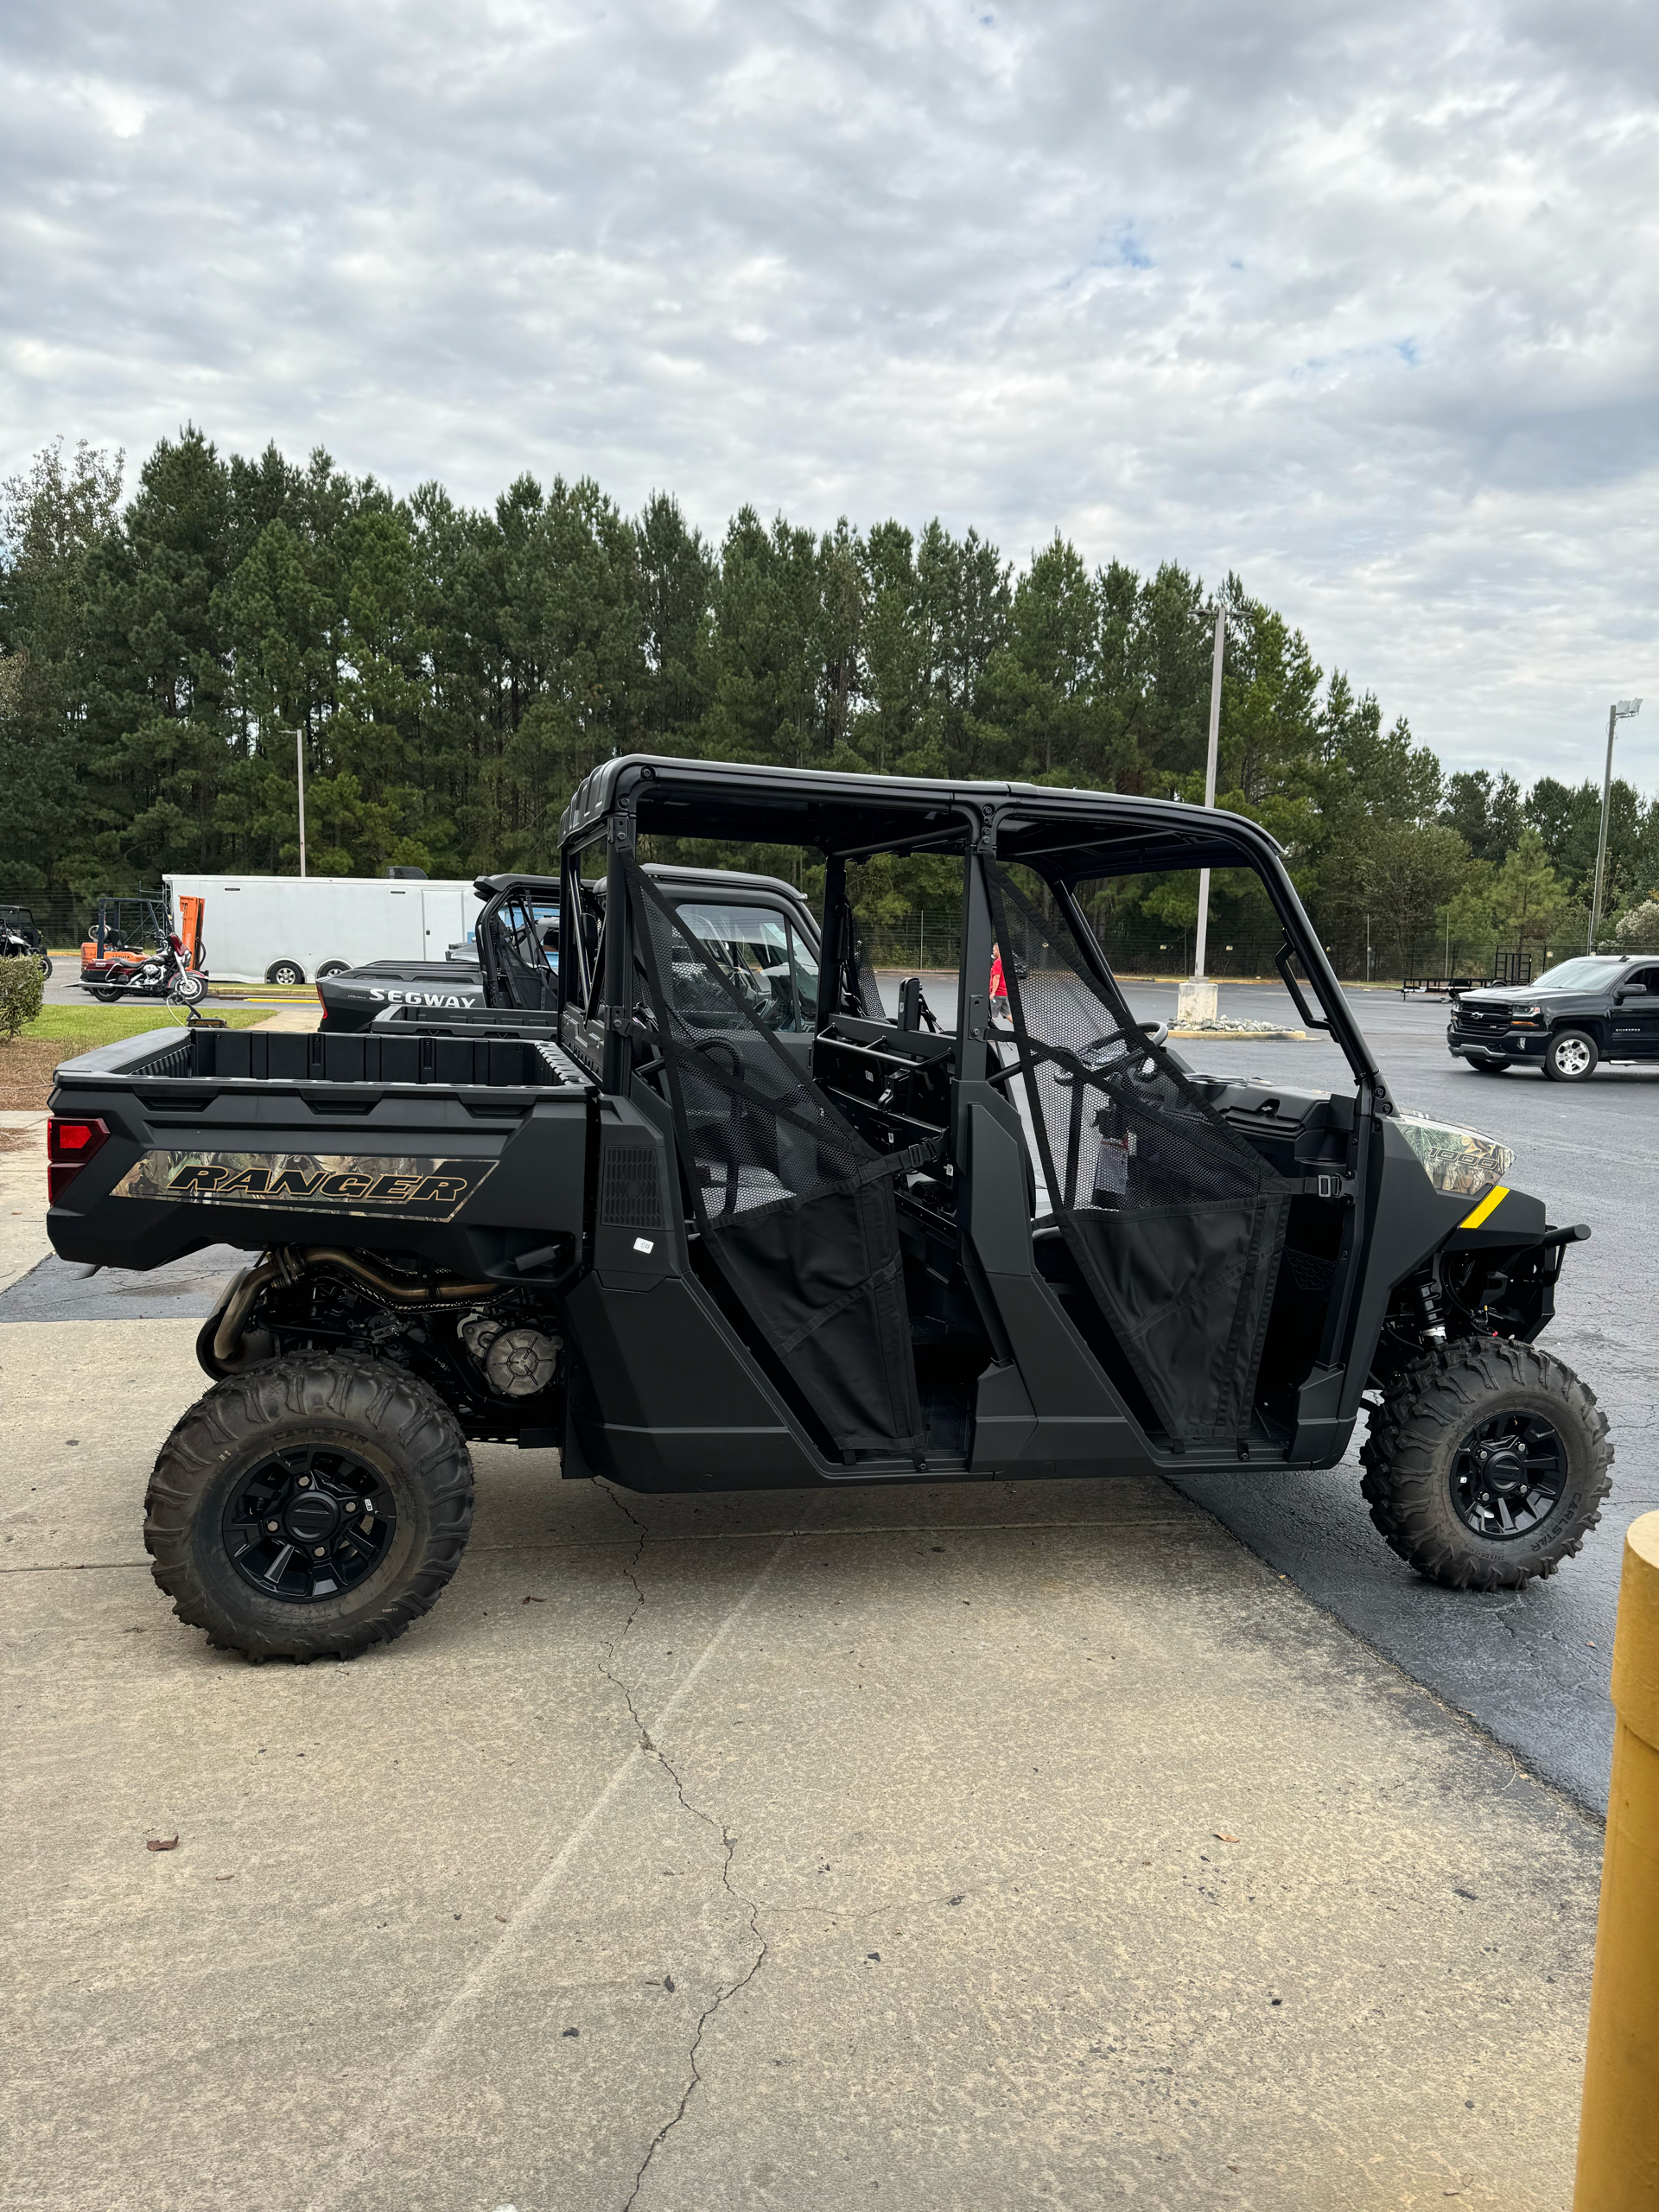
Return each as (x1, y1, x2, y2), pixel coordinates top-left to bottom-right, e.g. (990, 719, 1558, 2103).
(473, 873, 561, 900)
(559, 754, 1284, 879)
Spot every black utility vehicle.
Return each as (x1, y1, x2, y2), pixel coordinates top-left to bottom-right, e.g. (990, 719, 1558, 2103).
(0, 904, 51, 979)
(1449, 953, 1659, 1081)
(317, 959, 487, 1033)
(315, 866, 817, 1033)
(46, 760, 1611, 1661)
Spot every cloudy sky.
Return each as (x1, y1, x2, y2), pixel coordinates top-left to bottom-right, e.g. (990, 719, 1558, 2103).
(4, 0, 1656, 786)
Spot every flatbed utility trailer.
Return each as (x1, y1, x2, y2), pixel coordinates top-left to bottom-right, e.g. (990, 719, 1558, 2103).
(1402, 953, 1534, 1001)
(47, 760, 1610, 1659)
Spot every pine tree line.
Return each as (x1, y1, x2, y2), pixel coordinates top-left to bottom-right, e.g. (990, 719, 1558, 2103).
(3, 429, 1657, 974)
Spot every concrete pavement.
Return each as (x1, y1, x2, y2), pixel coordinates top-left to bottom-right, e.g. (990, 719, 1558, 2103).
(3, 1313, 1604, 2211)
(0, 984, 1627, 2208)
(1, 1110, 49, 1294)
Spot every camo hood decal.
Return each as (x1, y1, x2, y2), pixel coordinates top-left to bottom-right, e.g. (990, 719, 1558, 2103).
(111, 1151, 494, 1221)
(1395, 1114, 1516, 1198)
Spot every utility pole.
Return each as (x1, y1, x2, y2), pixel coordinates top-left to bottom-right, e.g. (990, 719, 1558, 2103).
(1179, 607, 1226, 1026)
(296, 724, 308, 879)
(1588, 698, 1641, 950)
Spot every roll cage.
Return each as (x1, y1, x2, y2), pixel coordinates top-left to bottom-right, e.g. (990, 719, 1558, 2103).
(549, 757, 1395, 1473)
(556, 755, 1384, 1101)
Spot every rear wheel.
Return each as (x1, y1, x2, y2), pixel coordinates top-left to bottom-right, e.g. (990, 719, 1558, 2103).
(1543, 1028, 1598, 1082)
(266, 958, 305, 987)
(37, 954, 52, 981)
(315, 960, 351, 979)
(143, 1355, 474, 1660)
(1360, 1338, 1611, 1591)
(91, 986, 122, 1003)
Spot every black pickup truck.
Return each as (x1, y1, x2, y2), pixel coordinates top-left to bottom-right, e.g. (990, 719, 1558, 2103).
(1449, 952, 1659, 1080)
(47, 759, 1611, 1661)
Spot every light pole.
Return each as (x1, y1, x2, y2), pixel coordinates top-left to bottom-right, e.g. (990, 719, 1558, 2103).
(1587, 697, 1641, 950)
(295, 724, 308, 879)
(1179, 606, 1226, 1026)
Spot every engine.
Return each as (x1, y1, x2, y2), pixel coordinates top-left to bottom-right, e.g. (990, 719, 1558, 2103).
(207, 1248, 567, 1440)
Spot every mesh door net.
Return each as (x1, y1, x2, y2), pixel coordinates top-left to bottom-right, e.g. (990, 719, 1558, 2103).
(626, 866, 926, 1459)
(986, 862, 1291, 1449)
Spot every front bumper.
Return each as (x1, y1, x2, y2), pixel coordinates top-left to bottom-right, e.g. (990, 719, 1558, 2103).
(1447, 1027, 1545, 1061)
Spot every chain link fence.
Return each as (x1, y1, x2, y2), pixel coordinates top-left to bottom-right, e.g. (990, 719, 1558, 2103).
(0, 881, 92, 950)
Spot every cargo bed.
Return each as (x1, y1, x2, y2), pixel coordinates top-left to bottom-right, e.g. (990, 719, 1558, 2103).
(47, 1022, 595, 1281)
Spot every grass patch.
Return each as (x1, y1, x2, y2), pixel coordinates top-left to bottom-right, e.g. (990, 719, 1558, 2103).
(0, 1006, 273, 1109)
(19, 1005, 271, 1046)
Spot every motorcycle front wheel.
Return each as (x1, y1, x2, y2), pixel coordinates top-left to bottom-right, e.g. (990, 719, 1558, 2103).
(168, 972, 209, 1006)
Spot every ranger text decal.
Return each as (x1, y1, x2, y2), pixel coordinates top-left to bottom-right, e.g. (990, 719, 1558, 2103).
(111, 1151, 495, 1222)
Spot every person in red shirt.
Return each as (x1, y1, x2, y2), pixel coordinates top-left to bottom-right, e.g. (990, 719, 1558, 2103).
(989, 945, 1008, 1008)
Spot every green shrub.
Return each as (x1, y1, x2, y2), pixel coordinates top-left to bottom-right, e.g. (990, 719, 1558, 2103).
(1613, 899, 1659, 954)
(0, 955, 45, 1042)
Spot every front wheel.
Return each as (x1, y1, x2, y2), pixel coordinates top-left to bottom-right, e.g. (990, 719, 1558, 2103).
(1543, 1028, 1598, 1082)
(167, 970, 208, 1006)
(1360, 1338, 1611, 1592)
(266, 959, 305, 987)
(143, 1355, 474, 1660)
(37, 954, 52, 982)
(1466, 1055, 1510, 1075)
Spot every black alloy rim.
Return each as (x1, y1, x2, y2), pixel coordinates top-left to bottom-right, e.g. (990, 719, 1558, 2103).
(222, 1445, 396, 1603)
(1449, 1411, 1567, 1539)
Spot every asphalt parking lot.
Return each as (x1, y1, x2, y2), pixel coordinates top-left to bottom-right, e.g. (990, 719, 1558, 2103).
(0, 984, 1641, 2209)
(1120, 982, 1654, 1815)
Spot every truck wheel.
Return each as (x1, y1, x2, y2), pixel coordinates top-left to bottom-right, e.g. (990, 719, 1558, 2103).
(1466, 1055, 1509, 1074)
(37, 954, 52, 982)
(143, 1355, 474, 1661)
(1360, 1339, 1611, 1592)
(1543, 1028, 1598, 1082)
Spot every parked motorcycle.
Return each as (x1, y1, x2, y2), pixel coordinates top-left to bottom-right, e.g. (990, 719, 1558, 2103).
(79, 933, 208, 1007)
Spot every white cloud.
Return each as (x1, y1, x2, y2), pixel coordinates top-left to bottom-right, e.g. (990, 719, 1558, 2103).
(3, 0, 1656, 787)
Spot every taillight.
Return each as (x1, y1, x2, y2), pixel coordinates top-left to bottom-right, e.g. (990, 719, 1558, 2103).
(48, 1116, 111, 1205)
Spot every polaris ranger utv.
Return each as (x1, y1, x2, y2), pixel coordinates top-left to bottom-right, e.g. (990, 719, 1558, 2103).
(46, 760, 1611, 1660)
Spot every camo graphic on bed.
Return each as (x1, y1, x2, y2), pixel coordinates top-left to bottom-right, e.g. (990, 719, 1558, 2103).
(110, 1151, 495, 1221)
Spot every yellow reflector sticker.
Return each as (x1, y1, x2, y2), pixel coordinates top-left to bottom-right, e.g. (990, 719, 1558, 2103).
(1459, 1184, 1510, 1230)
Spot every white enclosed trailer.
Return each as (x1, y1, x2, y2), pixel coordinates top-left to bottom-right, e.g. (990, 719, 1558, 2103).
(162, 874, 480, 985)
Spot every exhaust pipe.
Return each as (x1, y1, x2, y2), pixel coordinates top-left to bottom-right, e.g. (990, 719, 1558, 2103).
(203, 1248, 503, 1375)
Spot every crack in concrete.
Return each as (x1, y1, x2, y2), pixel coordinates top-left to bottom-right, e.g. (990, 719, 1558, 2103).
(596, 1484, 771, 2211)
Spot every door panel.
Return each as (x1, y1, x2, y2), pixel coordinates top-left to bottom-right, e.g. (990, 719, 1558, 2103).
(627, 866, 926, 1460)
(984, 858, 1294, 1451)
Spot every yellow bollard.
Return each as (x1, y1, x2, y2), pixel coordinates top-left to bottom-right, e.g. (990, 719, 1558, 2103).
(1574, 1511, 1659, 2209)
